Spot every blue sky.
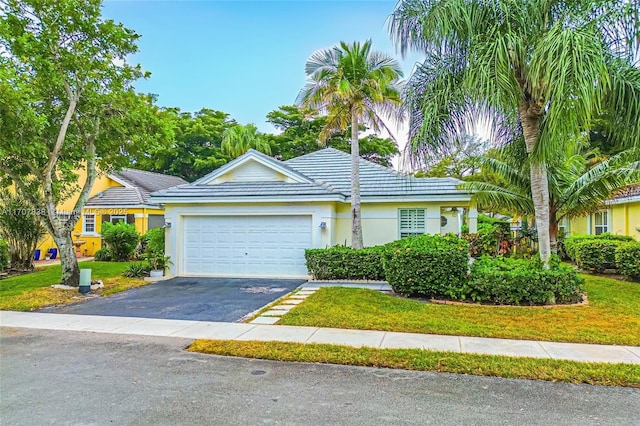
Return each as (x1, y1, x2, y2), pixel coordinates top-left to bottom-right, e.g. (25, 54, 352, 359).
(102, 1, 422, 133)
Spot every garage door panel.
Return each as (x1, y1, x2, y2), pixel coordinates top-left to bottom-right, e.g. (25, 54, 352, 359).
(183, 215, 312, 277)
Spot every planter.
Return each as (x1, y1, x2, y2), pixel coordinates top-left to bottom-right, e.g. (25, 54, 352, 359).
(149, 269, 164, 278)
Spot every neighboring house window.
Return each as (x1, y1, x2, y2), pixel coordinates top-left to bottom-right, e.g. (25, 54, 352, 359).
(83, 214, 95, 233)
(57, 211, 70, 224)
(594, 211, 608, 235)
(148, 214, 165, 230)
(110, 215, 126, 224)
(558, 218, 569, 238)
(399, 209, 426, 238)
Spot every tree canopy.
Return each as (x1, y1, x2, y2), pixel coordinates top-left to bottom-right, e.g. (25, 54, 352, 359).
(0, 0, 171, 285)
(390, 0, 640, 266)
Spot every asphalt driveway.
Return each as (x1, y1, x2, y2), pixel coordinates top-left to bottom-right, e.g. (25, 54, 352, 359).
(40, 277, 305, 322)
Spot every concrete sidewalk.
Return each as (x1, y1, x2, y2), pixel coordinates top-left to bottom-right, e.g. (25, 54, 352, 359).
(1, 310, 639, 364)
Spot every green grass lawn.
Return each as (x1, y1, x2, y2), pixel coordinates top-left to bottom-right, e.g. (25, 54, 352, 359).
(279, 274, 640, 346)
(0, 261, 149, 311)
(189, 340, 640, 388)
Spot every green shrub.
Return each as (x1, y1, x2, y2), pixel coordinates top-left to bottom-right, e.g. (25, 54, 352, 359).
(93, 248, 113, 261)
(463, 256, 584, 305)
(564, 233, 633, 261)
(305, 246, 385, 281)
(0, 239, 9, 270)
(615, 242, 640, 280)
(381, 234, 469, 298)
(122, 262, 151, 278)
(574, 239, 625, 273)
(144, 227, 165, 254)
(101, 221, 140, 262)
(463, 215, 512, 258)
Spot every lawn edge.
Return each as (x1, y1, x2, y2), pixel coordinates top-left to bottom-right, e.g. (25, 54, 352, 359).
(188, 339, 640, 388)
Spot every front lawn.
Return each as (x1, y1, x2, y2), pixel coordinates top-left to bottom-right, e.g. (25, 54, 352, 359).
(0, 261, 149, 311)
(279, 274, 640, 346)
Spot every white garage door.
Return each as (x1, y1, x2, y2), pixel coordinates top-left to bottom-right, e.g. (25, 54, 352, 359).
(183, 215, 312, 277)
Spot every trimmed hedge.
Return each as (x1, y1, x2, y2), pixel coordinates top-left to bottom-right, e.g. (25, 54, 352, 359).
(615, 242, 640, 280)
(574, 240, 625, 273)
(305, 246, 385, 281)
(463, 256, 584, 305)
(381, 234, 469, 298)
(94, 248, 113, 261)
(564, 233, 633, 261)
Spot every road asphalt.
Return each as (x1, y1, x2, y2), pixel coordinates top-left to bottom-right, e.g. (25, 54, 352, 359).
(1, 328, 639, 426)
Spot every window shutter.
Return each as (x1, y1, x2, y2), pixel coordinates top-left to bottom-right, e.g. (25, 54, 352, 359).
(399, 209, 426, 238)
(127, 214, 135, 225)
(101, 214, 110, 223)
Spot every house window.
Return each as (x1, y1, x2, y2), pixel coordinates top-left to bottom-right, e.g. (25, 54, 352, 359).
(399, 209, 426, 238)
(83, 214, 95, 233)
(110, 215, 126, 224)
(558, 218, 569, 238)
(594, 211, 608, 235)
(57, 211, 70, 224)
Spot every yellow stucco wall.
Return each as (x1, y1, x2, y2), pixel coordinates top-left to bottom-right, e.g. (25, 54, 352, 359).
(568, 201, 640, 241)
(34, 168, 165, 257)
(332, 202, 461, 247)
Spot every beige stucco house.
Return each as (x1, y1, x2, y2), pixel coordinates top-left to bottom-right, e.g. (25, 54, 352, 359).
(150, 148, 477, 278)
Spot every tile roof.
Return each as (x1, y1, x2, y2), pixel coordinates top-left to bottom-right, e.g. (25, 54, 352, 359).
(86, 169, 188, 207)
(610, 184, 640, 200)
(151, 148, 470, 202)
(285, 148, 465, 197)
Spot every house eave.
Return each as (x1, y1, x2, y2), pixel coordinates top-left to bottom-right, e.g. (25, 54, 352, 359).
(605, 195, 640, 205)
(149, 195, 346, 204)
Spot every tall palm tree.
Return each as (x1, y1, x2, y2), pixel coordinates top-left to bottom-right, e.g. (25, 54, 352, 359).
(221, 123, 271, 158)
(461, 142, 640, 253)
(297, 40, 403, 249)
(390, 0, 640, 266)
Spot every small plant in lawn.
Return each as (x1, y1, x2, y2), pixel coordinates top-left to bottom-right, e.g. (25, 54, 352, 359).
(0, 191, 46, 270)
(93, 248, 113, 261)
(122, 262, 152, 278)
(101, 221, 140, 261)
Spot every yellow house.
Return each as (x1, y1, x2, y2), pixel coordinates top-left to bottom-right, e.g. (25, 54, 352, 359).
(150, 148, 476, 278)
(566, 184, 640, 241)
(37, 168, 187, 258)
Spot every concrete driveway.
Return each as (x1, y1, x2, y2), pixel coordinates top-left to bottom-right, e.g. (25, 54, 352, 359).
(40, 277, 305, 322)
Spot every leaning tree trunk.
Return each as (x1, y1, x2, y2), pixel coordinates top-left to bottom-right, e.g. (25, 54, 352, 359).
(549, 204, 559, 255)
(350, 109, 364, 249)
(53, 233, 80, 287)
(519, 102, 551, 268)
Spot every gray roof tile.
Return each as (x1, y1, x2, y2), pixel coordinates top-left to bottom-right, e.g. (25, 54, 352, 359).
(87, 169, 188, 206)
(151, 148, 470, 201)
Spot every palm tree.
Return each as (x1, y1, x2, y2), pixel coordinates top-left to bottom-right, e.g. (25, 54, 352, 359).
(221, 123, 271, 158)
(461, 142, 640, 253)
(297, 40, 403, 249)
(390, 0, 640, 266)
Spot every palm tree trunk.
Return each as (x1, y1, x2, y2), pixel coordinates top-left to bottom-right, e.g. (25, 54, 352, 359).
(350, 109, 364, 249)
(519, 102, 551, 268)
(549, 204, 558, 255)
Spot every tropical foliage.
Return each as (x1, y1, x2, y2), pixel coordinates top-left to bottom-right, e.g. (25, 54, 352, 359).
(221, 123, 272, 157)
(297, 40, 403, 248)
(0, 0, 171, 286)
(460, 142, 640, 252)
(0, 192, 46, 271)
(390, 0, 640, 266)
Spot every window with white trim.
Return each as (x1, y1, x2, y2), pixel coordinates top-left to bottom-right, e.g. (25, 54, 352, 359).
(594, 211, 608, 235)
(399, 209, 426, 238)
(83, 213, 95, 233)
(110, 215, 126, 224)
